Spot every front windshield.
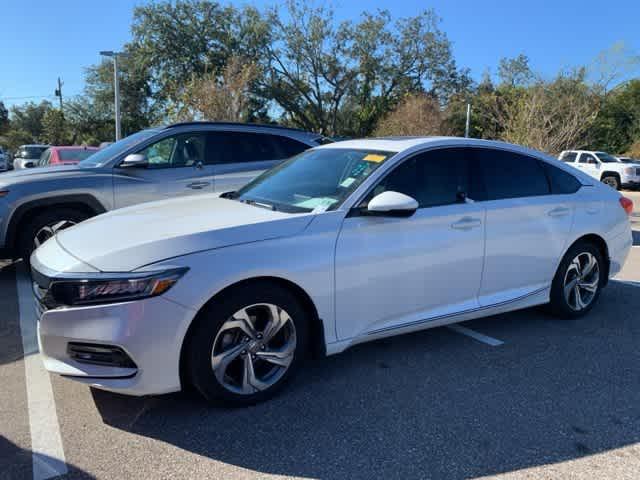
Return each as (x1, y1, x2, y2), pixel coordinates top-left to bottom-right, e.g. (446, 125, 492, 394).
(78, 129, 161, 167)
(595, 152, 619, 163)
(235, 148, 394, 213)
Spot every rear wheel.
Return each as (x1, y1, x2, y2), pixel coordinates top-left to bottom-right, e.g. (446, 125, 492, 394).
(601, 174, 620, 190)
(186, 282, 309, 406)
(549, 241, 604, 319)
(18, 208, 90, 261)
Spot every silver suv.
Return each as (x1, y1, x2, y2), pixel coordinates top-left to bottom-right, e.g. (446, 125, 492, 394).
(0, 122, 326, 259)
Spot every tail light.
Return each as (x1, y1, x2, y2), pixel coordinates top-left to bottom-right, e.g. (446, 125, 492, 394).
(619, 196, 633, 216)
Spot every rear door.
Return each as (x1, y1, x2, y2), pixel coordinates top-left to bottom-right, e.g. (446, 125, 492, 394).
(472, 148, 575, 306)
(210, 131, 311, 194)
(113, 131, 215, 208)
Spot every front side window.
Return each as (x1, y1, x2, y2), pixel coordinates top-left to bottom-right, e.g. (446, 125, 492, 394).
(363, 148, 472, 208)
(579, 153, 598, 164)
(235, 148, 394, 213)
(474, 148, 550, 200)
(138, 133, 207, 168)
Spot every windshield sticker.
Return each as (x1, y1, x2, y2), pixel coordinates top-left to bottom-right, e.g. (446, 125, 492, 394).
(295, 197, 338, 210)
(363, 153, 387, 163)
(340, 177, 356, 188)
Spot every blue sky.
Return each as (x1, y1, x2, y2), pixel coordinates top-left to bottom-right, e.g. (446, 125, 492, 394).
(1, 0, 639, 109)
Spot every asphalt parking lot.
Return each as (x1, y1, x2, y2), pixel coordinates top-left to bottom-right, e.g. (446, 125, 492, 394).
(2, 192, 640, 480)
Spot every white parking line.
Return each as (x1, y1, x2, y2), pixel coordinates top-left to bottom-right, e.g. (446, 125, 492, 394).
(447, 324, 504, 346)
(16, 263, 68, 480)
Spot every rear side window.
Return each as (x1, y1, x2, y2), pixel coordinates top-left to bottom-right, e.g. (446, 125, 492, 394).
(543, 163, 582, 194)
(473, 148, 550, 200)
(209, 132, 309, 164)
(561, 152, 577, 162)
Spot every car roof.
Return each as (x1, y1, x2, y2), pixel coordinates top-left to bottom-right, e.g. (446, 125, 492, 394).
(315, 136, 544, 155)
(164, 121, 321, 136)
(50, 146, 99, 150)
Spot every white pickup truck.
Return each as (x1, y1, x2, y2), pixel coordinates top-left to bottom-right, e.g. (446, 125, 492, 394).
(558, 150, 640, 190)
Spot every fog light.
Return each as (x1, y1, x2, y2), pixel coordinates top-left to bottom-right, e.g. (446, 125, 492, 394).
(67, 343, 136, 368)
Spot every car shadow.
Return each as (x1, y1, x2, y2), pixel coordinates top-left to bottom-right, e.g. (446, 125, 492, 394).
(0, 262, 23, 366)
(0, 434, 95, 479)
(92, 281, 640, 479)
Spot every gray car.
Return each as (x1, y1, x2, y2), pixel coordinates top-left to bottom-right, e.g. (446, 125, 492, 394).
(0, 122, 326, 260)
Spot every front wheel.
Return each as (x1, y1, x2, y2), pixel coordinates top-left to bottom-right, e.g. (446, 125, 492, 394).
(549, 242, 604, 319)
(186, 283, 309, 406)
(19, 208, 90, 261)
(601, 175, 620, 190)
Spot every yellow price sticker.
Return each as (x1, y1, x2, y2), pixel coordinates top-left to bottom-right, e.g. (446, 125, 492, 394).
(363, 154, 386, 163)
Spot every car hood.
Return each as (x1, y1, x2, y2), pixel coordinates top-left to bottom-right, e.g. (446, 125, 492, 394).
(0, 165, 94, 186)
(54, 194, 315, 271)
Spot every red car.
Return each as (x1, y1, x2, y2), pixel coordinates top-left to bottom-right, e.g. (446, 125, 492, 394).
(39, 146, 99, 167)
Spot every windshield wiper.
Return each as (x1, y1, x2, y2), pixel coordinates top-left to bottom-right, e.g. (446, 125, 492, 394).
(241, 199, 277, 211)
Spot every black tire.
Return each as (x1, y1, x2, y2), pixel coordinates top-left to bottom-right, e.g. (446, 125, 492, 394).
(549, 241, 604, 319)
(186, 282, 309, 406)
(18, 208, 90, 261)
(601, 174, 620, 190)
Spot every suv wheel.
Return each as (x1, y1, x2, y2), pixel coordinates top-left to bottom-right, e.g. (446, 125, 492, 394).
(601, 174, 620, 190)
(19, 208, 90, 261)
(186, 282, 309, 406)
(549, 241, 604, 319)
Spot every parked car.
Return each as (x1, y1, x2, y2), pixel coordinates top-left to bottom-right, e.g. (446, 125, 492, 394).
(0, 122, 327, 260)
(617, 156, 640, 164)
(31, 137, 633, 405)
(13, 144, 49, 170)
(0, 147, 7, 172)
(39, 146, 99, 167)
(558, 149, 640, 190)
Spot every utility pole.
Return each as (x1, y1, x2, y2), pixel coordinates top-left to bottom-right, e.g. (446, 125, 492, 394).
(100, 50, 129, 141)
(465, 103, 471, 138)
(54, 77, 64, 112)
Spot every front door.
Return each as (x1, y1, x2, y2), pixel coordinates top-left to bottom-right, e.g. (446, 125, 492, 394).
(334, 148, 486, 340)
(113, 132, 215, 208)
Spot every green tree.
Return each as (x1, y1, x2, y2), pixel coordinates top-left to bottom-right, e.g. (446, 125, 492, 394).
(589, 79, 640, 153)
(41, 109, 70, 145)
(498, 54, 534, 87)
(9, 101, 52, 140)
(0, 101, 9, 135)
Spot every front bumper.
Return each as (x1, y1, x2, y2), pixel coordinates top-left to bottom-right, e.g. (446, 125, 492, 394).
(37, 292, 197, 396)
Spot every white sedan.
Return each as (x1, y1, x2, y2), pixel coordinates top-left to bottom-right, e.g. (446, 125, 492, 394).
(31, 137, 633, 405)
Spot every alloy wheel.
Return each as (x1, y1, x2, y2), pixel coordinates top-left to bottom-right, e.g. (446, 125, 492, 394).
(602, 177, 618, 189)
(33, 220, 77, 249)
(563, 252, 600, 311)
(211, 303, 297, 395)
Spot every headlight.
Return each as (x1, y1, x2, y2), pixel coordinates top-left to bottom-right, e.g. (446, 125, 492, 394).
(49, 268, 188, 306)
(624, 167, 635, 175)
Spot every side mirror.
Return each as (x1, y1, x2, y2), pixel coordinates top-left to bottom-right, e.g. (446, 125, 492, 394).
(366, 191, 419, 217)
(120, 153, 148, 168)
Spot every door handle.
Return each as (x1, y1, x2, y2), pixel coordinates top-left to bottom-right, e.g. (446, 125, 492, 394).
(547, 207, 570, 217)
(451, 217, 482, 230)
(187, 181, 211, 190)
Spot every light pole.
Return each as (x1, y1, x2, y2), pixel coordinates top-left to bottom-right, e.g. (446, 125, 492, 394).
(100, 50, 128, 141)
